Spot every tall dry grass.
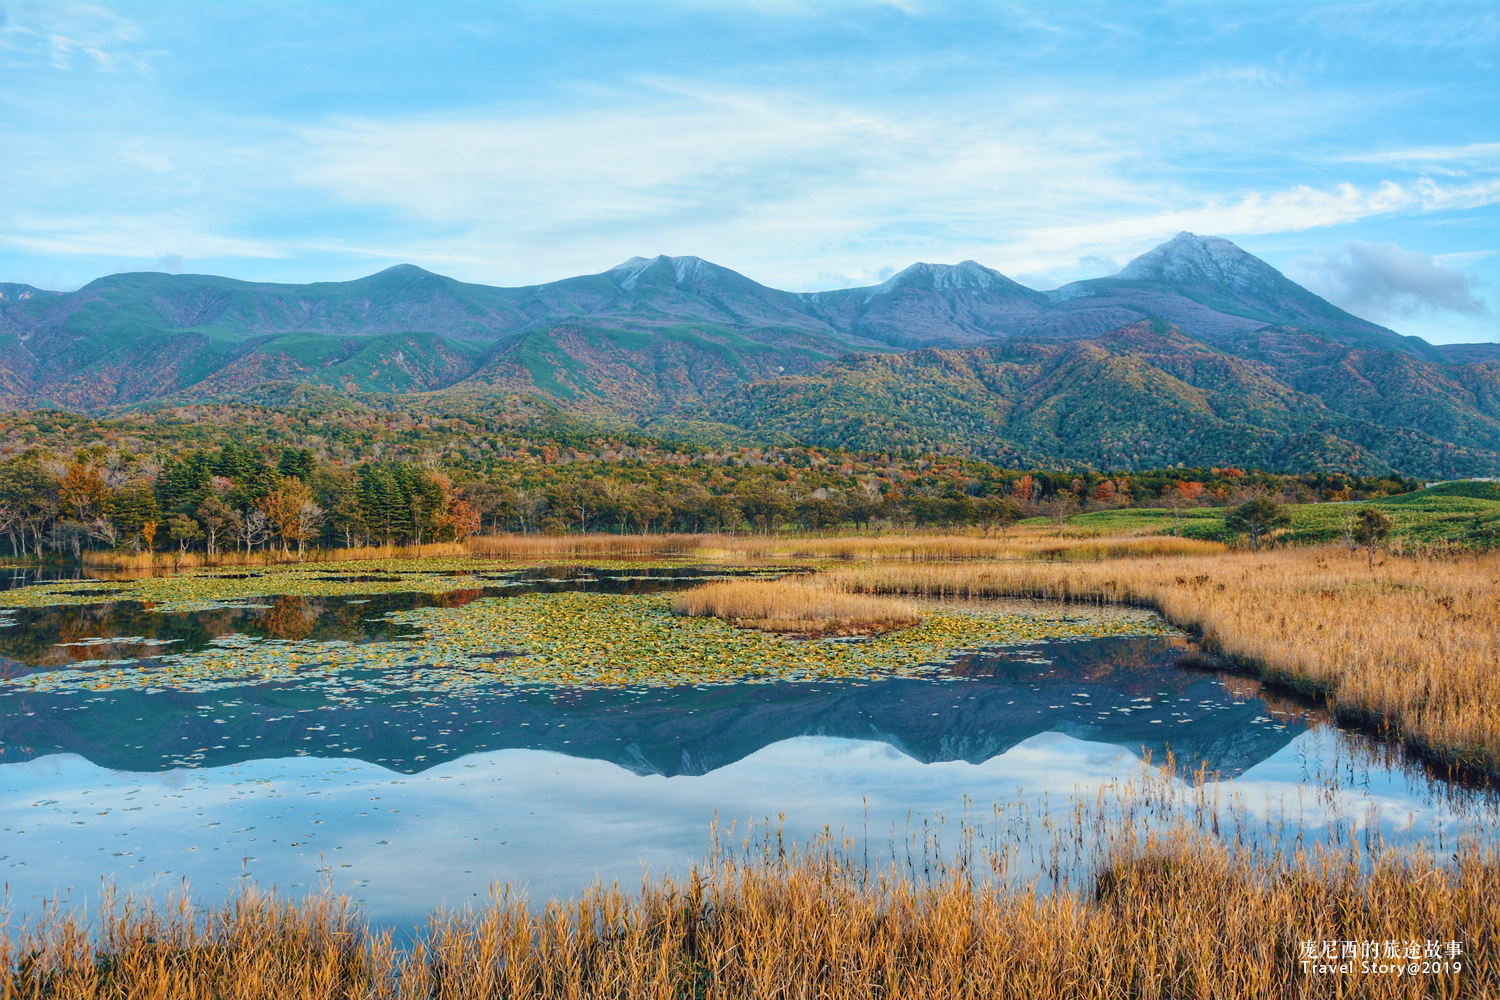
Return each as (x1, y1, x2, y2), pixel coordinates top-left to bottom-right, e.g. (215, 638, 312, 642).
(1, 885, 383, 1000)
(82, 541, 469, 571)
(266, 530, 1219, 566)
(674, 578, 921, 635)
(75, 531, 1224, 570)
(705, 532, 1224, 563)
(818, 546, 1500, 777)
(5, 833, 1493, 999)
(463, 533, 708, 559)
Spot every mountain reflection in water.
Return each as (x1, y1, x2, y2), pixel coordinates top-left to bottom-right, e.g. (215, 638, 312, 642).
(2, 635, 1304, 780)
(0, 576, 1489, 929)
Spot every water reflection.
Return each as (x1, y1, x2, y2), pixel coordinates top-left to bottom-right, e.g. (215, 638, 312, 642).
(0, 567, 102, 591)
(1, 728, 1491, 930)
(2, 637, 1304, 778)
(0, 567, 778, 675)
(0, 571, 1494, 931)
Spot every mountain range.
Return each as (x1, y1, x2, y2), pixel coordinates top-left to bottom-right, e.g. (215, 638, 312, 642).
(2, 232, 1497, 477)
(1, 634, 1295, 778)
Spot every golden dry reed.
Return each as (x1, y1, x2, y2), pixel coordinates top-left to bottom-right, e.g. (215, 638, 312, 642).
(463, 534, 705, 559)
(705, 532, 1223, 563)
(4, 834, 1494, 999)
(818, 546, 1500, 777)
(72, 530, 1223, 569)
(673, 577, 922, 635)
(82, 542, 469, 571)
(462, 530, 1224, 563)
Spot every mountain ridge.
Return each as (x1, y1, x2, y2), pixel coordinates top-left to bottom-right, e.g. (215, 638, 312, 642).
(2, 232, 1433, 353)
(3, 234, 1497, 478)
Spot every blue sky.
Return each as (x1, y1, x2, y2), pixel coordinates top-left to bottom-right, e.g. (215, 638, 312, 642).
(2, 1, 1498, 343)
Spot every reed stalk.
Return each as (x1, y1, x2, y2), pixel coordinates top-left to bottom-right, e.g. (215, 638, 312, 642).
(816, 546, 1500, 778)
(4, 831, 1491, 998)
(673, 577, 922, 635)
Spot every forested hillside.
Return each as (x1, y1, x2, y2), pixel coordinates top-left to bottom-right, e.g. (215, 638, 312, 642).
(711, 322, 1500, 478)
(2, 233, 1497, 480)
(0, 398, 1415, 558)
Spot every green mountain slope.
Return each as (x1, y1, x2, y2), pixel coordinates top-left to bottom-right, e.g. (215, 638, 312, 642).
(709, 322, 1500, 477)
(3, 235, 1499, 478)
(445, 323, 855, 420)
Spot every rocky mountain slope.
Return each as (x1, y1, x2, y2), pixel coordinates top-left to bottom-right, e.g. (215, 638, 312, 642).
(2, 233, 1496, 476)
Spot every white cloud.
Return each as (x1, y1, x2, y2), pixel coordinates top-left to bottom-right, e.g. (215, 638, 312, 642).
(0, 1, 152, 73)
(273, 79, 1500, 288)
(997, 178, 1500, 278)
(3, 36, 1498, 297)
(1289, 241, 1489, 322)
(282, 85, 1224, 285)
(0, 213, 280, 261)
(1338, 141, 1500, 165)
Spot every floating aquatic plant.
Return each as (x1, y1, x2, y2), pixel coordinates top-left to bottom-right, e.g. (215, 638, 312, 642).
(0, 560, 784, 612)
(2, 591, 1181, 697)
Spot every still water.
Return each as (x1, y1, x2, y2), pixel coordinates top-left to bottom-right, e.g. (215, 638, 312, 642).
(0, 569, 1490, 927)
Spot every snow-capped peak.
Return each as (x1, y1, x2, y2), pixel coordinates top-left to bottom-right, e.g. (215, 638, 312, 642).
(1116, 232, 1281, 291)
(873, 260, 1010, 295)
(608, 254, 714, 291)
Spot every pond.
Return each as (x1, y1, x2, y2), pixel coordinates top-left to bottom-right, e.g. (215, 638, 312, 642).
(0, 564, 1491, 928)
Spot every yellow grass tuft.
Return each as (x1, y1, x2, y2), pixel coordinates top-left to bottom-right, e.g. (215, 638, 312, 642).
(674, 577, 922, 636)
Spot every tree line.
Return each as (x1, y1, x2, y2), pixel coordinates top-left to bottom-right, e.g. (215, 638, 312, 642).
(0, 440, 1417, 559)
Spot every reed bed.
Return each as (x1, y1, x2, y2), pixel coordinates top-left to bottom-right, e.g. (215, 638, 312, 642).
(1, 886, 383, 1000)
(463, 533, 709, 559)
(82, 542, 469, 571)
(74, 531, 1224, 571)
(5, 832, 1493, 999)
(705, 532, 1224, 563)
(673, 577, 922, 635)
(453, 530, 1220, 564)
(467, 530, 1034, 563)
(1025, 536, 1227, 561)
(817, 546, 1500, 778)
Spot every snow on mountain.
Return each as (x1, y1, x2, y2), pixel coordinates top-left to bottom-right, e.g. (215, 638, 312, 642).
(1115, 231, 1284, 292)
(871, 260, 1017, 296)
(607, 254, 718, 292)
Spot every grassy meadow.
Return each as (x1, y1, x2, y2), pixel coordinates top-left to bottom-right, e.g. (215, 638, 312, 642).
(1071, 481, 1500, 550)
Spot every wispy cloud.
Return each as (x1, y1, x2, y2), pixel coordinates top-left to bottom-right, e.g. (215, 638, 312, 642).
(1290, 241, 1490, 321)
(10, 79, 1498, 291)
(0, 1, 153, 72)
(1337, 142, 1500, 165)
(1008, 179, 1500, 266)
(282, 85, 1500, 288)
(1, 0, 1497, 314)
(0, 212, 280, 261)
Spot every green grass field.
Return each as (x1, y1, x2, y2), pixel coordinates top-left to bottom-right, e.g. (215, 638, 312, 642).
(1057, 481, 1500, 548)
